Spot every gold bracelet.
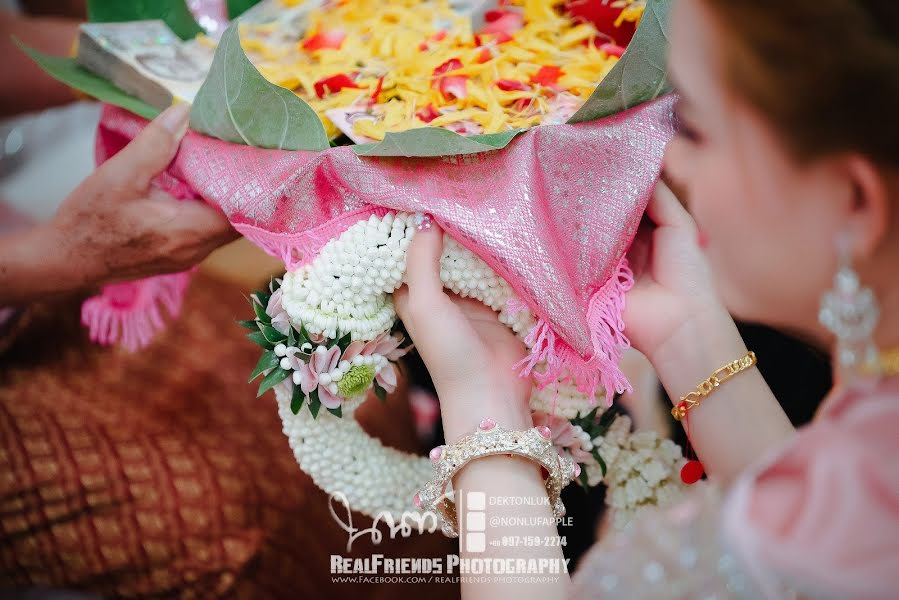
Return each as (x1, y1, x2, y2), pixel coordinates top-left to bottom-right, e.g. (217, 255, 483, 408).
(671, 351, 757, 421)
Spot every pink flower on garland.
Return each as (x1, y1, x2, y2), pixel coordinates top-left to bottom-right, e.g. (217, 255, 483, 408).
(265, 286, 291, 335)
(532, 411, 594, 464)
(342, 332, 410, 393)
(376, 361, 397, 393)
(300, 345, 343, 408)
(366, 331, 411, 361)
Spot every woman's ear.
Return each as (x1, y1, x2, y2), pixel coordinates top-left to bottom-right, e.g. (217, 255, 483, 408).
(843, 155, 890, 261)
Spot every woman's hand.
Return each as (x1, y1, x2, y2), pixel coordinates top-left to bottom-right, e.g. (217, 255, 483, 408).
(624, 181, 793, 482)
(394, 221, 533, 440)
(0, 103, 239, 304)
(396, 221, 569, 600)
(623, 180, 731, 362)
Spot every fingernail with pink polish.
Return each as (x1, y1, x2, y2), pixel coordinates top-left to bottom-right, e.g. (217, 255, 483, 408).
(413, 213, 432, 231)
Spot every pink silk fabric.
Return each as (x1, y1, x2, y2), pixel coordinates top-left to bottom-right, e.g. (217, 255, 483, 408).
(722, 375, 899, 599)
(87, 95, 675, 400)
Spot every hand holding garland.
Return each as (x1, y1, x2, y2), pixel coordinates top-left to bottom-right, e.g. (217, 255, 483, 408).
(395, 222, 571, 600)
(0, 104, 238, 306)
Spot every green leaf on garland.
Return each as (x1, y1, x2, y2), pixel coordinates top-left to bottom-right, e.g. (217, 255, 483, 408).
(247, 330, 272, 349)
(237, 319, 259, 330)
(190, 24, 330, 151)
(591, 448, 608, 478)
(598, 405, 620, 429)
(336, 332, 352, 353)
(87, 0, 204, 42)
(249, 350, 279, 382)
(287, 326, 297, 347)
(253, 288, 272, 308)
(352, 128, 523, 158)
(269, 276, 282, 293)
(257, 367, 290, 397)
(577, 466, 590, 490)
(373, 382, 387, 403)
(580, 406, 599, 426)
(568, 0, 672, 124)
(327, 405, 342, 418)
(298, 324, 311, 346)
(252, 297, 271, 324)
(290, 385, 305, 414)
(308, 389, 322, 419)
(15, 40, 160, 120)
(227, 0, 262, 19)
(260, 324, 286, 344)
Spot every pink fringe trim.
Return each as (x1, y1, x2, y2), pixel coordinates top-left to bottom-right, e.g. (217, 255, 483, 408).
(81, 271, 192, 351)
(514, 257, 635, 406)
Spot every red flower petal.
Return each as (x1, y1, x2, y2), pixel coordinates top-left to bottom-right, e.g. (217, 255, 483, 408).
(418, 41, 429, 51)
(431, 30, 447, 42)
(599, 42, 626, 57)
(476, 47, 493, 64)
(314, 73, 361, 98)
(482, 9, 523, 35)
(563, 0, 637, 46)
(302, 30, 346, 51)
(416, 104, 440, 123)
(432, 59, 468, 99)
(433, 58, 463, 77)
(512, 97, 532, 112)
(439, 75, 468, 99)
(496, 79, 529, 91)
(370, 75, 385, 103)
(529, 65, 564, 87)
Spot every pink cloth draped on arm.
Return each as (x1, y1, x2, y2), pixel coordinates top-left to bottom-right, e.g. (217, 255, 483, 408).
(722, 376, 899, 599)
(86, 95, 675, 402)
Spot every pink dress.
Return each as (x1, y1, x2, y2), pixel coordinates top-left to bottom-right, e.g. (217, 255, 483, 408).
(570, 375, 899, 599)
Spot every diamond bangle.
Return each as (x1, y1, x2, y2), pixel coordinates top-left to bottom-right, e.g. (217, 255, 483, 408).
(413, 417, 580, 538)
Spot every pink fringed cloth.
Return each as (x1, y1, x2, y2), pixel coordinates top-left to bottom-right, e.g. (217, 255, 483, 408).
(87, 95, 675, 403)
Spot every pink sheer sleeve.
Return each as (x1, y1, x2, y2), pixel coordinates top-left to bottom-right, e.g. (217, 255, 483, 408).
(570, 381, 899, 599)
(569, 483, 781, 600)
(722, 381, 899, 600)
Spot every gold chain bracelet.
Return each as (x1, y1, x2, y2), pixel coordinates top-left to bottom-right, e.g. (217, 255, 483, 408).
(671, 351, 757, 421)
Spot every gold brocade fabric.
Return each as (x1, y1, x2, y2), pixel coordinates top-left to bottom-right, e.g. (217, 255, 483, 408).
(0, 274, 456, 599)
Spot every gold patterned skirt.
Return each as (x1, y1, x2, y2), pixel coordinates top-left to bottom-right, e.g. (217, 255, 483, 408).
(0, 273, 456, 599)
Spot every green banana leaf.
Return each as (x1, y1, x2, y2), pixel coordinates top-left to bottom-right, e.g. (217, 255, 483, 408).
(87, 0, 204, 42)
(568, 0, 671, 123)
(15, 39, 160, 120)
(353, 128, 523, 157)
(189, 24, 330, 151)
(227, 0, 263, 19)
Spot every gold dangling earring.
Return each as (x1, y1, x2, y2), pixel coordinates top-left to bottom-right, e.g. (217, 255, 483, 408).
(818, 232, 881, 385)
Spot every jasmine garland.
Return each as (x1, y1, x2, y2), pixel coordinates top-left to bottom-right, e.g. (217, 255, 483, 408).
(243, 211, 687, 526)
